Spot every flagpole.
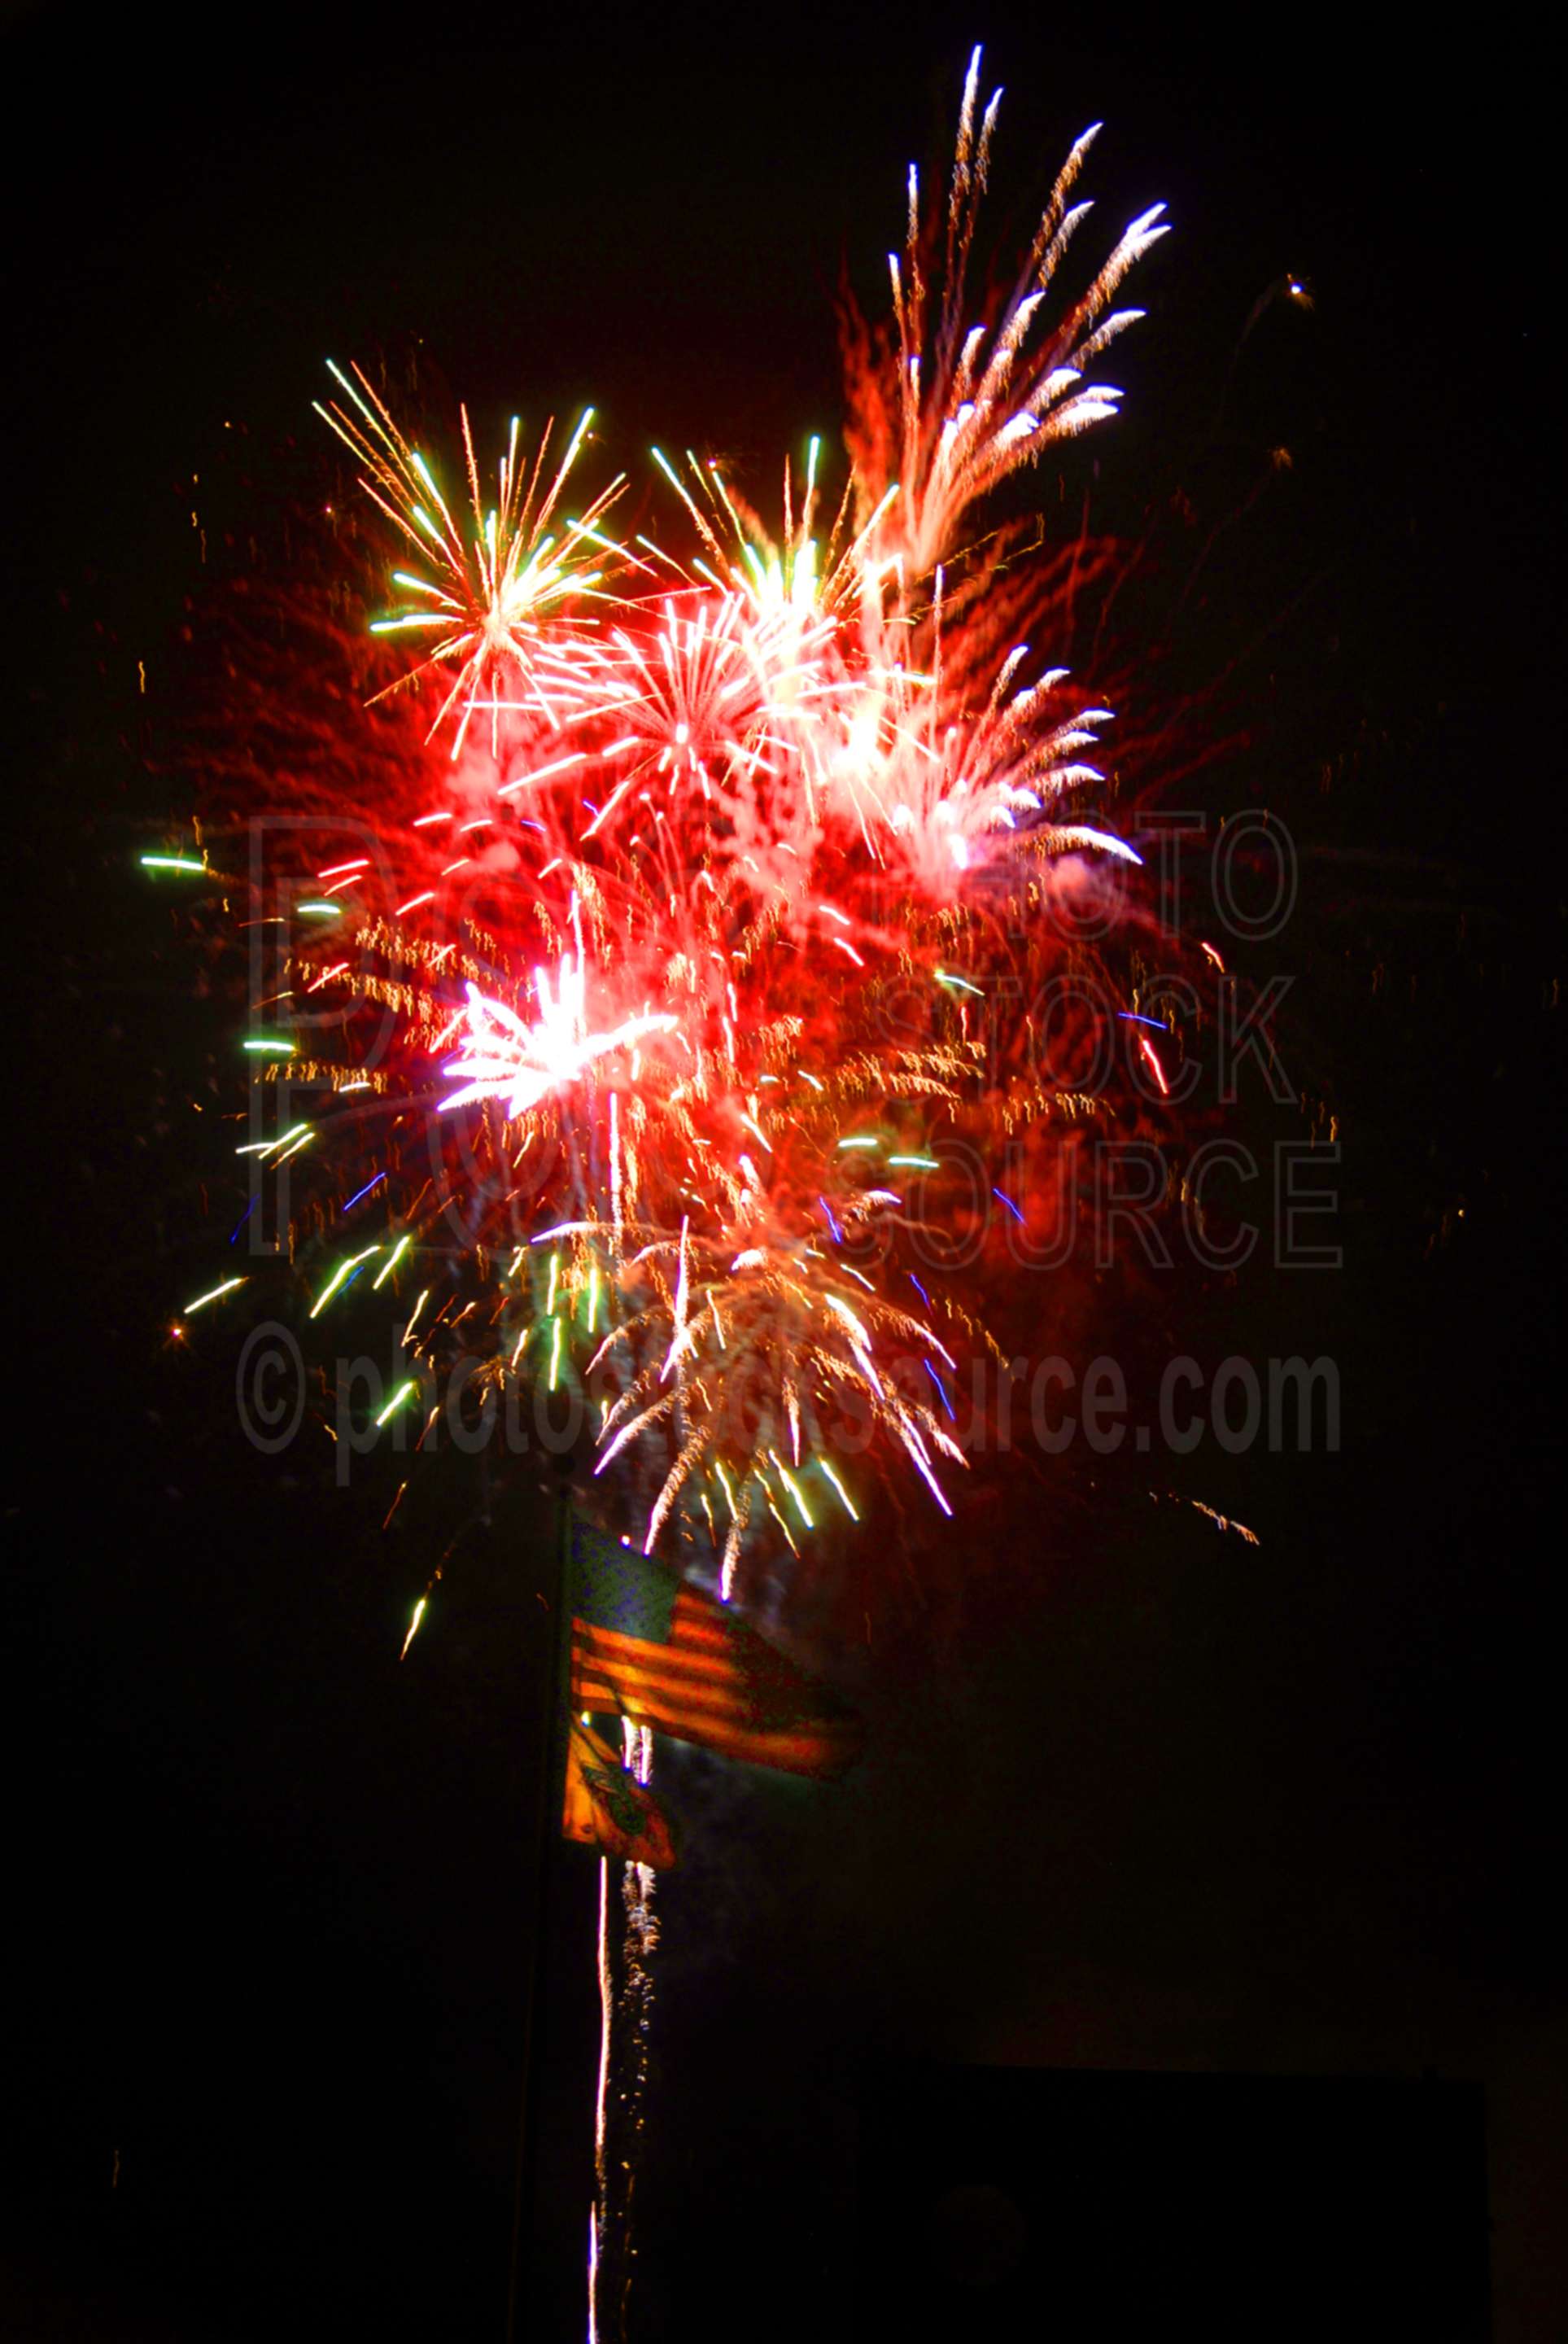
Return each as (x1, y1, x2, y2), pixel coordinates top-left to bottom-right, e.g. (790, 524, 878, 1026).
(505, 1464, 574, 2344)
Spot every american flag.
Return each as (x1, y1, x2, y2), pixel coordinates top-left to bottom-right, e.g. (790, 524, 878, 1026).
(567, 1517, 860, 1779)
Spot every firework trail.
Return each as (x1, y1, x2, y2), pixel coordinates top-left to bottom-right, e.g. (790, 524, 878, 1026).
(591, 1721, 658, 2342)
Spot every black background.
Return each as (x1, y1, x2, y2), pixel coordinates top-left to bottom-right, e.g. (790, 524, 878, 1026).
(3, 4, 1561, 2337)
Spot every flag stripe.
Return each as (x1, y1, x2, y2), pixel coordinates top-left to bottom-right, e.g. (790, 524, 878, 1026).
(579, 1598, 840, 1698)
(571, 1626, 856, 1737)
(575, 1618, 759, 1689)
(571, 1681, 858, 1760)
(570, 1651, 858, 1747)
(572, 1690, 852, 1776)
(574, 1612, 846, 1707)
(570, 1655, 858, 1776)
(571, 1660, 758, 1730)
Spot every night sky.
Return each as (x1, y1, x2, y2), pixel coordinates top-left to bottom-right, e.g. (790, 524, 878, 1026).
(4, 6, 1561, 2339)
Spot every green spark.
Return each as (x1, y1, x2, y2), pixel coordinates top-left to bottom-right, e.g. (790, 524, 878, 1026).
(817, 1457, 860, 1522)
(371, 1234, 412, 1290)
(375, 1379, 417, 1429)
(776, 1465, 815, 1530)
(308, 1245, 380, 1319)
(182, 1276, 247, 1315)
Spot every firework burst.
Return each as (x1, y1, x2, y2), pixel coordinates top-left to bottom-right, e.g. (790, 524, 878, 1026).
(314, 361, 631, 753)
(164, 47, 1184, 1614)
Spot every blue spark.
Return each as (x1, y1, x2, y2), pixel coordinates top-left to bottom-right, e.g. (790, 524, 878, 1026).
(342, 1173, 387, 1214)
